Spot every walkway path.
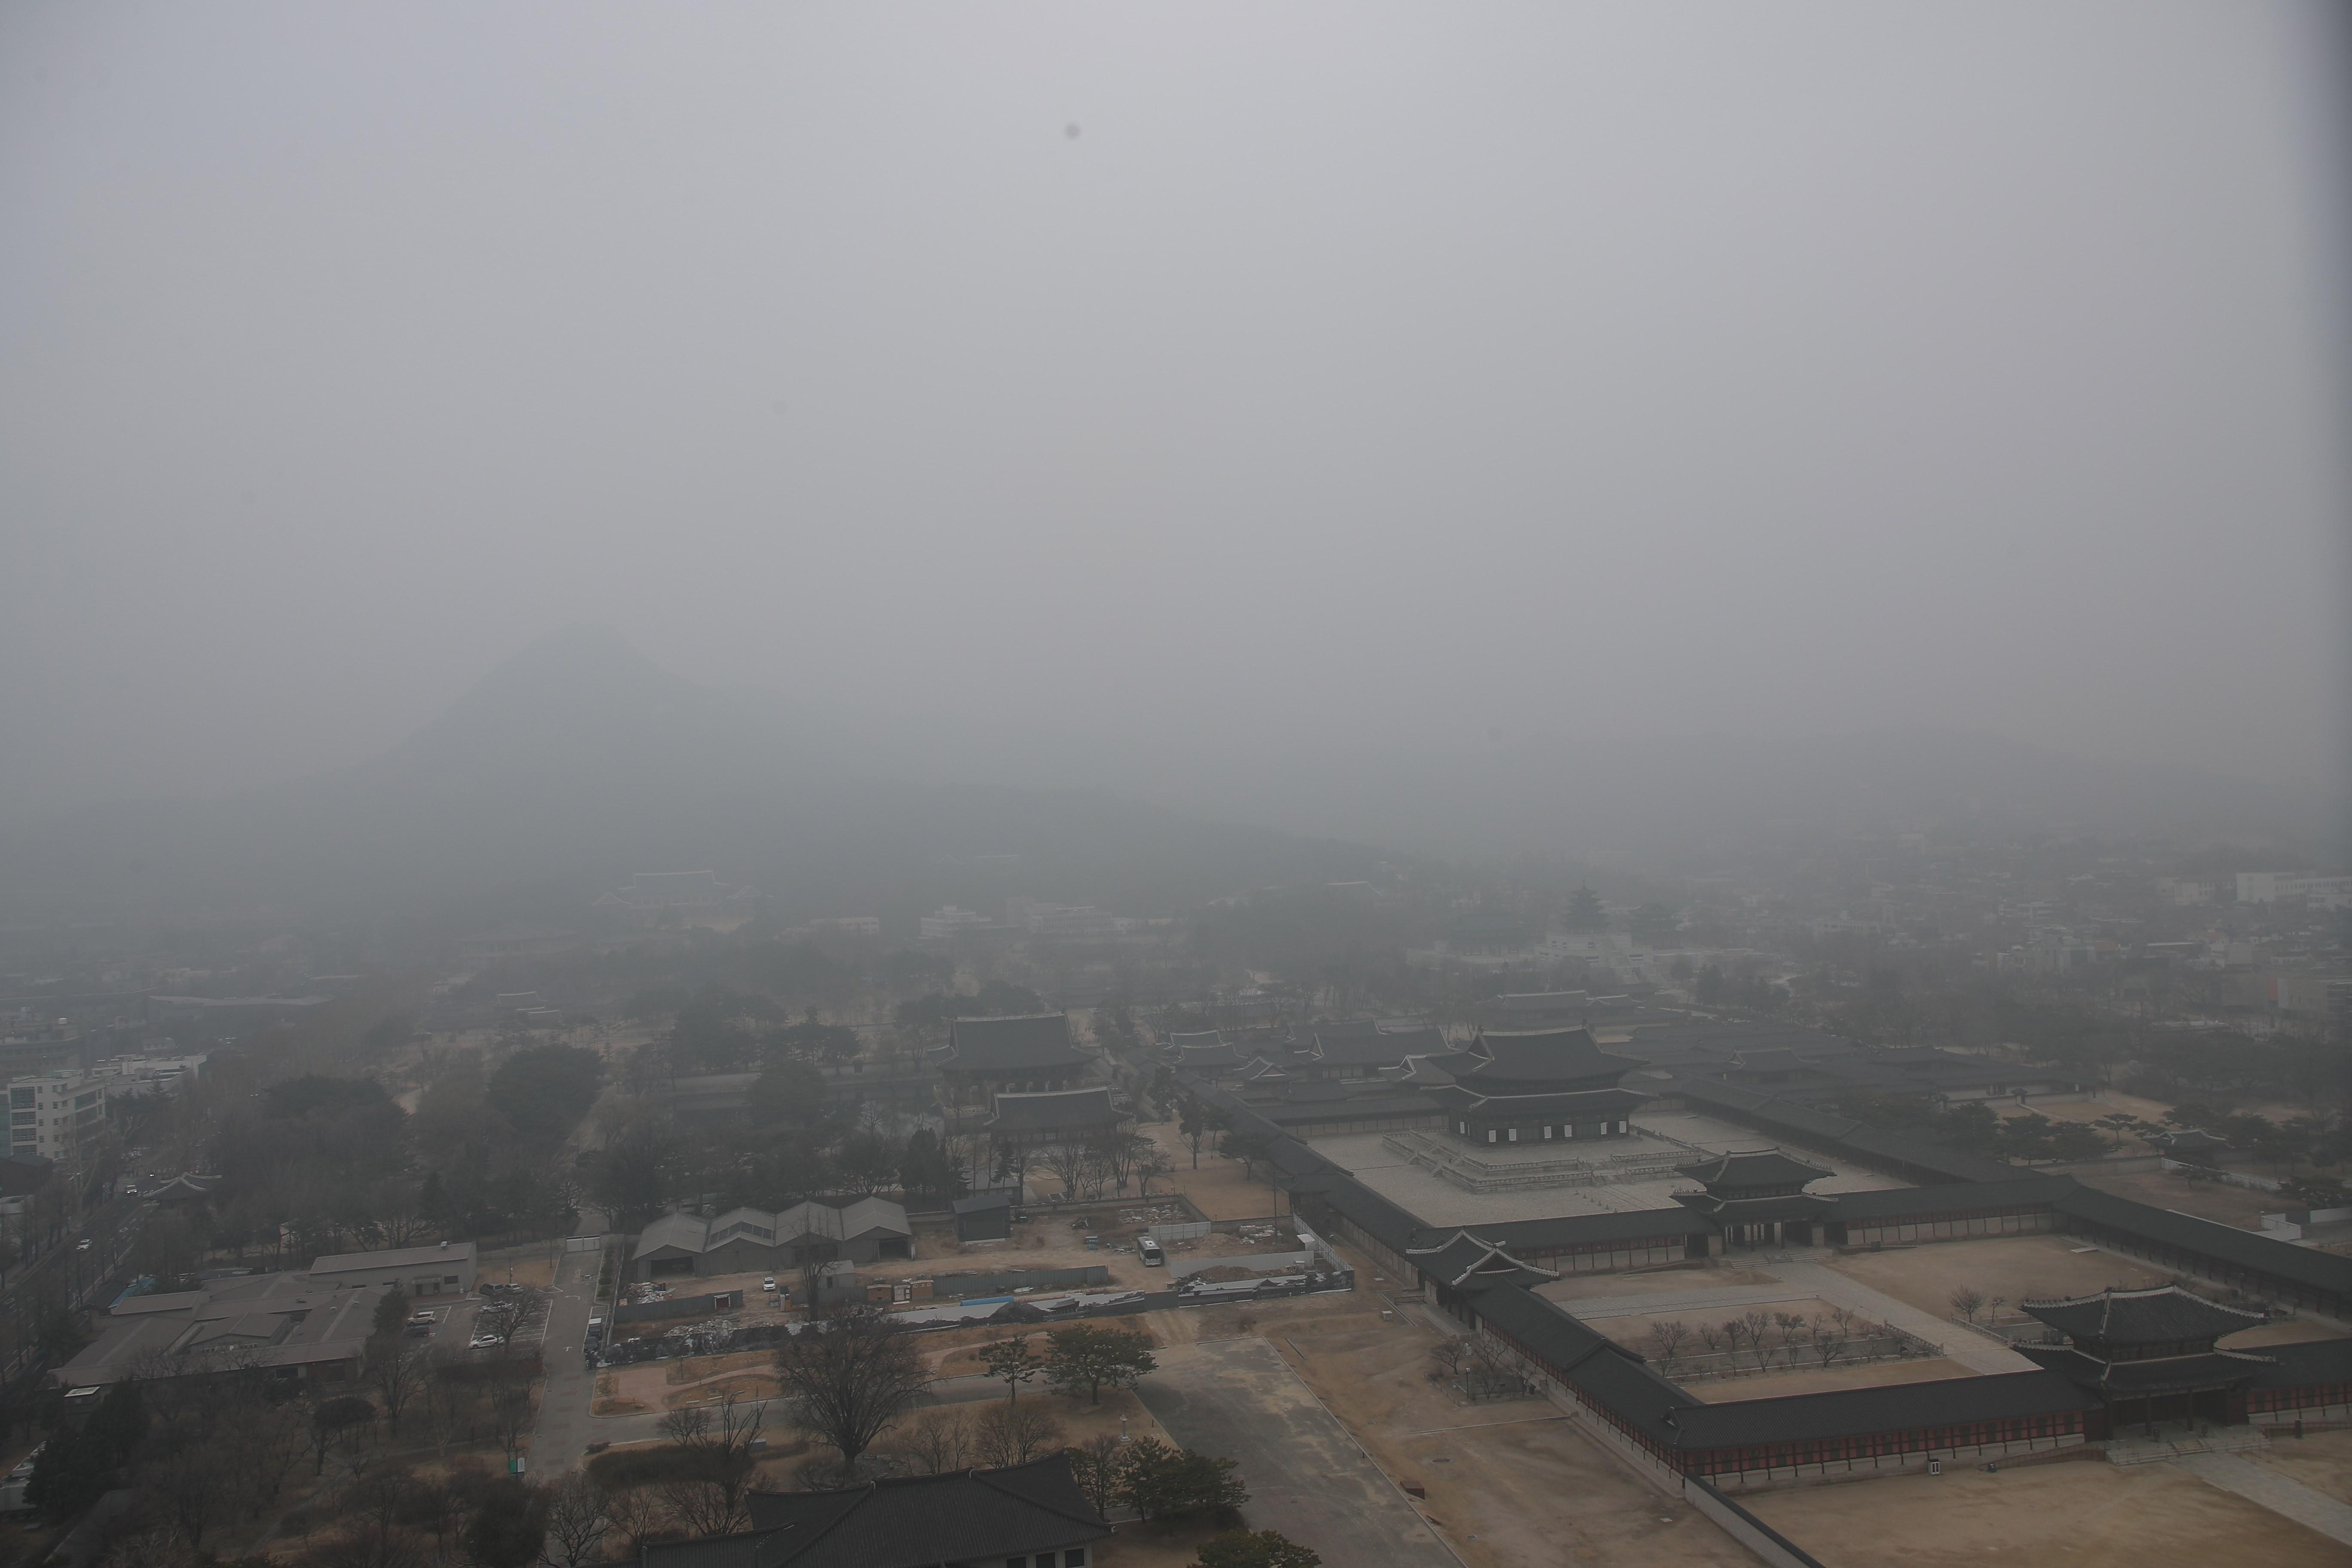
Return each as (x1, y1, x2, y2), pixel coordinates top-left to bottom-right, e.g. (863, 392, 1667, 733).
(1136, 1337, 1457, 1568)
(2174, 1451, 2352, 1547)
(527, 1245, 608, 1475)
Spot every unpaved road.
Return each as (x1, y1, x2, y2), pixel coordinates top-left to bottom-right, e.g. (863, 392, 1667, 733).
(1136, 1336, 1456, 1568)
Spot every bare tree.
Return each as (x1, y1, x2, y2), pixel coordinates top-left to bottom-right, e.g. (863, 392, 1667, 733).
(599, 1486, 666, 1559)
(1066, 1432, 1123, 1515)
(493, 1383, 534, 1467)
(1038, 1142, 1089, 1202)
(902, 1407, 972, 1475)
(374, 1343, 431, 1435)
(1813, 1331, 1850, 1369)
(1646, 1320, 1689, 1367)
(148, 1442, 230, 1551)
(774, 1308, 931, 1477)
(972, 1401, 1064, 1468)
(539, 1472, 610, 1568)
(655, 1390, 766, 1531)
(1948, 1287, 1987, 1324)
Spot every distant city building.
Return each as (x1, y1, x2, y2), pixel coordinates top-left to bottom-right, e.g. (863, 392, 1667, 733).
(918, 905, 996, 941)
(455, 925, 578, 966)
(2236, 870, 2352, 906)
(0, 1014, 81, 1075)
(808, 916, 882, 938)
(89, 1052, 207, 1099)
(144, 995, 328, 1037)
(592, 870, 758, 929)
(1003, 899, 1136, 938)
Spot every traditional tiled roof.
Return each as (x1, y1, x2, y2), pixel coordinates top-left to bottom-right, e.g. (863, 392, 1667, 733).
(1404, 1231, 1561, 1291)
(1671, 1191, 1838, 1224)
(1828, 1178, 2076, 1219)
(1428, 1085, 1651, 1118)
(985, 1087, 1123, 1133)
(2019, 1285, 2266, 1345)
(2020, 1344, 2272, 1394)
(1461, 1027, 1642, 1085)
(1668, 1371, 2102, 1452)
(2054, 1186, 2352, 1301)
(936, 1015, 1090, 1072)
(644, 1456, 1108, 1568)
(1672, 1149, 1834, 1191)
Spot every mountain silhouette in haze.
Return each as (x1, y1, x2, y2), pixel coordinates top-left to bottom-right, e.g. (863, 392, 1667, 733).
(3, 628, 2333, 924)
(0, 628, 1380, 920)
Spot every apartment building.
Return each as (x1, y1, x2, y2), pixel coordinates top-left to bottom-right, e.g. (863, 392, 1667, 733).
(5, 1071, 108, 1163)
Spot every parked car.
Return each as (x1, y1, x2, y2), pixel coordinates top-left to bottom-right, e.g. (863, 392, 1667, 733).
(469, 1334, 503, 1350)
(1137, 1237, 1165, 1267)
(762, 1277, 777, 1292)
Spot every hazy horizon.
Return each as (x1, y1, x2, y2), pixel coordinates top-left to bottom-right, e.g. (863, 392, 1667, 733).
(5, 3, 2348, 833)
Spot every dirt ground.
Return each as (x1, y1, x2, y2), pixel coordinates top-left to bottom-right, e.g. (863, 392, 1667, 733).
(1139, 1123, 1289, 1221)
(1689, 1359, 1978, 1402)
(1991, 1091, 2173, 1143)
(1538, 1261, 1782, 1304)
(2064, 1165, 2278, 1230)
(1581, 1298, 1845, 1353)
(2248, 1427, 2352, 1505)
(1822, 1234, 2170, 1322)
(1744, 1455, 2350, 1567)
(1253, 1293, 1756, 1567)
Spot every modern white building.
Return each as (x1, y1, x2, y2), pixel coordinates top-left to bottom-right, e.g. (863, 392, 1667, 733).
(5, 1071, 108, 1162)
(919, 905, 995, 941)
(89, 1052, 208, 1099)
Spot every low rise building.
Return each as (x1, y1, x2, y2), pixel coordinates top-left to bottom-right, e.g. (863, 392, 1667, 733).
(309, 1240, 477, 1297)
(629, 1198, 912, 1280)
(89, 1052, 208, 1099)
(50, 1270, 387, 1390)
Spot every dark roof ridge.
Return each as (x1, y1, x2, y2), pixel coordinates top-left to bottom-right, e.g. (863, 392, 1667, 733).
(967, 1455, 1114, 1526)
(2018, 1283, 2267, 1337)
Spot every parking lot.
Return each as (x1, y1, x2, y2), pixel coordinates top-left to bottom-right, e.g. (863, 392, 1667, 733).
(396, 1281, 550, 1359)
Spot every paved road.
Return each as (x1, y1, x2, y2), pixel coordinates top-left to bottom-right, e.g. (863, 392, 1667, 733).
(527, 1247, 607, 1475)
(1134, 1337, 1455, 1568)
(2175, 1451, 2352, 1547)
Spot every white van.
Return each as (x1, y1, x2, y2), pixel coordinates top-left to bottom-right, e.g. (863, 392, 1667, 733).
(1137, 1237, 1165, 1267)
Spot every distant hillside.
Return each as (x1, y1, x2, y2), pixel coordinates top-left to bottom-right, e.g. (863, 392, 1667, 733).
(0, 628, 1385, 920)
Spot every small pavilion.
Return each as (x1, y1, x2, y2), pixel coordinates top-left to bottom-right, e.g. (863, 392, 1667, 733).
(2018, 1284, 2271, 1430)
(1670, 1148, 1837, 1249)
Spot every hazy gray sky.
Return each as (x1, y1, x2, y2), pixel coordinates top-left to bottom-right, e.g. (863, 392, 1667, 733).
(3, 2, 2346, 817)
